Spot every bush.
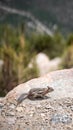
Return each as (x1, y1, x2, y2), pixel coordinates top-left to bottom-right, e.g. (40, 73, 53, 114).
(61, 44, 73, 69)
(0, 25, 39, 96)
(27, 33, 65, 59)
(67, 34, 73, 46)
(60, 34, 73, 69)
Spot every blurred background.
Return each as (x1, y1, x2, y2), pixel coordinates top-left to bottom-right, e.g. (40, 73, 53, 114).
(0, 0, 73, 96)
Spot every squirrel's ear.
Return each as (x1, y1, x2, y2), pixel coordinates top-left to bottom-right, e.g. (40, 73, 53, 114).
(47, 86, 54, 91)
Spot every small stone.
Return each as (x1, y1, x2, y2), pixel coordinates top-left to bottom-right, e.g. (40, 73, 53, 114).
(25, 121, 29, 125)
(19, 115, 24, 118)
(45, 105, 53, 110)
(6, 111, 15, 116)
(9, 104, 16, 109)
(50, 114, 72, 124)
(0, 103, 4, 109)
(37, 105, 41, 108)
(22, 104, 26, 107)
(41, 113, 45, 117)
(30, 111, 34, 117)
(6, 117, 16, 125)
(70, 105, 73, 111)
(30, 114, 33, 117)
(16, 107, 23, 112)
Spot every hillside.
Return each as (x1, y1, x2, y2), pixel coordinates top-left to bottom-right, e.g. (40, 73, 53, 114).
(0, 0, 73, 34)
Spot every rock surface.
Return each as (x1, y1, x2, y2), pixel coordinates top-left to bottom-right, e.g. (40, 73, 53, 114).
(0, 68, 73, 130)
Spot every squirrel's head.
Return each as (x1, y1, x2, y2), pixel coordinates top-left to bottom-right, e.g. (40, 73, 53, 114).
(47, 86, 54, 92)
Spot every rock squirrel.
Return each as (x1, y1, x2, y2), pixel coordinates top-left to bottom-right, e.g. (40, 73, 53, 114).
(17, 86, 54, 104)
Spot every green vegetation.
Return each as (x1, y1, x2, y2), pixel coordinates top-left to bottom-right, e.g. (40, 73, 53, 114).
(0, 24, 39, 96)
(60, 34, 73, 69)
(27, 31, 65, 59)
(0, 24, 73, 96)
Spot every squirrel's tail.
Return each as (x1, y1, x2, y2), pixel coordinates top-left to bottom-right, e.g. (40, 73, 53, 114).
(17, 93, 28, 104)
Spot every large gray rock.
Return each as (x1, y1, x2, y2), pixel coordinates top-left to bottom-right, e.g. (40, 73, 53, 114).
(0, 68, 73, 130)
(5, 68, 73, 101)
